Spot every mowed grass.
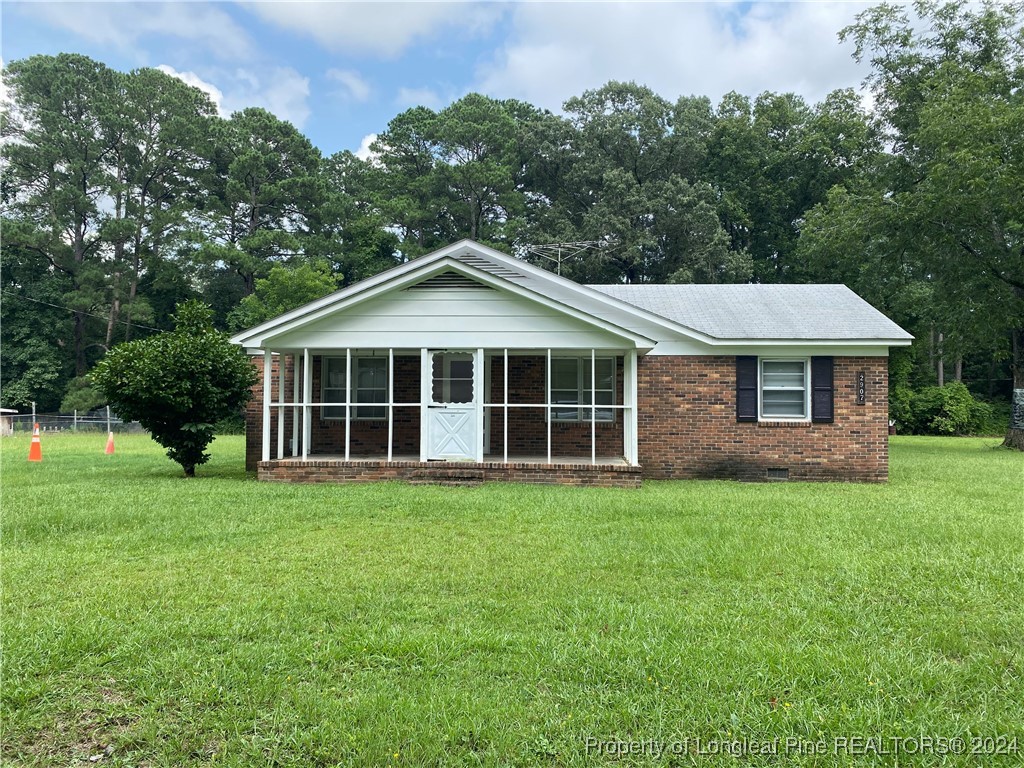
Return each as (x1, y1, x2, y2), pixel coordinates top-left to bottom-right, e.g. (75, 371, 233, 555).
(0, 434, 1021, 767)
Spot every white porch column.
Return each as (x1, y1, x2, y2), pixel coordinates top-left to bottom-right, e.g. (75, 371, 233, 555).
(261, 350, 272, 462)
(625, 349, 639, 465)
(419, 348, 430, 462)
(277, 352, 285, 460)
(302, 349, 311, 461)
(475, 347, 485, 462)
(545, 348, 552, 465)
(291, 353, 299, 457)
(387, 348, 394, 463)
(503, 348, 508, 464)
(344, 348, 351, 462)
(590, 349, 597, 465)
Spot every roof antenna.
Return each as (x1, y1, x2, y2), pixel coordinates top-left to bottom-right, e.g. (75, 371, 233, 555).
(521, 238, 620, 276)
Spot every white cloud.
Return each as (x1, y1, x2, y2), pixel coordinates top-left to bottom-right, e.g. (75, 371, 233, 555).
(395, 86, 444, 110)
(221, 67, 312, 129)
(475, 2, 871, 112)
(326, 68, 372, 102)
(154, 65, 312, 129)
(354, 133, 378, 161)
(156, 65, 227, 116)
(243, 1, 503, 57)
(16, 1, 252, 60)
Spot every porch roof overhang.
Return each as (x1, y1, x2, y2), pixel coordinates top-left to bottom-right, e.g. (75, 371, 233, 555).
(232, 250, 658, 353)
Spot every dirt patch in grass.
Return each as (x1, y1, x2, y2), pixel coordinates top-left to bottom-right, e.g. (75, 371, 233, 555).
(9, 681, 140, 767)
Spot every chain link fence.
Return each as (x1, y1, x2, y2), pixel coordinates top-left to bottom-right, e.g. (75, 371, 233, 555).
(2, 409, 144, 434)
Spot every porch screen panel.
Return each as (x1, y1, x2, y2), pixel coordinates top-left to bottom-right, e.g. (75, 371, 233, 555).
(323, 357, 347, 419)
(583, 357, 615, 421)
(550, 356, 615, 421)
(355, 358, 387, 419)
(550, 358, 579, 420)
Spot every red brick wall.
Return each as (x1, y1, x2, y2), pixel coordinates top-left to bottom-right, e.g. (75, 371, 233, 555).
(636, 355, 889, 482)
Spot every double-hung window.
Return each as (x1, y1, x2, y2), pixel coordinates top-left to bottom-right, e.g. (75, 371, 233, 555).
(550, 357, 615, 422)
(322, 357, 388, 420)
(759, 359, 808, 419)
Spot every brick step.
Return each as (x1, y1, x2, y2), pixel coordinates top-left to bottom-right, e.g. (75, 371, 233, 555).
(408, 468, 486, 486)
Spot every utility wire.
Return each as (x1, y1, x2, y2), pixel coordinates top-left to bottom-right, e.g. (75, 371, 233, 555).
(2, 293, 164, 332)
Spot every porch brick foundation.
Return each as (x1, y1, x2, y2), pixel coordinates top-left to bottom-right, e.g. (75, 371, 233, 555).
(258, 459, 641, 488)
(637, 355, 889, 482)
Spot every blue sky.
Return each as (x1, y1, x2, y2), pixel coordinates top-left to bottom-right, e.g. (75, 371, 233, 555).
(2, 1, 872, 157)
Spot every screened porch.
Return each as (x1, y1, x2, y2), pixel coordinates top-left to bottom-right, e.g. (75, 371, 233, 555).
(258, 347, 640, 467)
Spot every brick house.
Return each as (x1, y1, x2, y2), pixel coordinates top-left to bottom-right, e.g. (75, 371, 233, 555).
(232, 240, 912, 487)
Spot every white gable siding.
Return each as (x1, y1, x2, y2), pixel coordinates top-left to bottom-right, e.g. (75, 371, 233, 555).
(263, 285, 633, 350)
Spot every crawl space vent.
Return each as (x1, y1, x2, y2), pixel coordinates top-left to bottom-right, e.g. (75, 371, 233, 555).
(766, 468, 790, 481)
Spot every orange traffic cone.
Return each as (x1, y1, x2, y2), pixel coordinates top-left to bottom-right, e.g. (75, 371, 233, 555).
(28, 423, 42, 462)
(105, 431, 115, 455)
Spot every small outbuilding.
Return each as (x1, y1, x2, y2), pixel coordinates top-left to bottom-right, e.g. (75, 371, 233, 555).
(0, 408, 17, 437)
(232, 240, 912, 487)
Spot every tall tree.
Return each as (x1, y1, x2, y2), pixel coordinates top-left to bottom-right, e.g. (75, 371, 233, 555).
(198, 108, 323, 294)
(0, 224, 73, 410)
(313, 151, 400, 284)
(368, 94, 547, 257)
(529, 81, 746, 284)
(2, 54, 117, 375)
(704, 89, 876, 282)
(802, 0, 1024, 448)
(102, 67, 218, 343)
(227, 261, 340, 331)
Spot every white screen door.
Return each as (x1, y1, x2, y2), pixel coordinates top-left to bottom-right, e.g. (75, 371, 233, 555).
(427, 351, 478, 460)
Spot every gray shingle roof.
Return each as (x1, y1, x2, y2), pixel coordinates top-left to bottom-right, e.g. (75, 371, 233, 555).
(587, 284, 913, 341)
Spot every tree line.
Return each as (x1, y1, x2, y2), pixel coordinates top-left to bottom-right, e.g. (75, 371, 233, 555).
(2, 1, 1021, 447)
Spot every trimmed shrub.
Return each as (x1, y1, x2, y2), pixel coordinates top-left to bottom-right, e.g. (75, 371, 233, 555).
(900, 382, 994, 435)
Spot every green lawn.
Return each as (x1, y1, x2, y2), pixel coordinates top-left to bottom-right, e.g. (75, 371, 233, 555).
(1, 434, 1021, 766)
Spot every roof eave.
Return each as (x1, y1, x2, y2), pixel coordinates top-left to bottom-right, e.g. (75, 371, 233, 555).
(706, 336, 914, 346)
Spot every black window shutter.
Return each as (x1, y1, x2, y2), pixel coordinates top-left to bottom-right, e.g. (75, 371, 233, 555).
(811, 356, 834, 423)
(736, 356, 758, 422)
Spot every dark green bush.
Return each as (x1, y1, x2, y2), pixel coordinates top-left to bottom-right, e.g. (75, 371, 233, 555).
(893, 381, 996, 435)
(92, 301, 257, 476)
(214, 413, 246, 435)
(889, 385, 915, 433)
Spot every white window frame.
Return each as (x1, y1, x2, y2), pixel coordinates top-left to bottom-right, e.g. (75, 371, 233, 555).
(322, 356, 388, 421)
(758, 357, 810, 421)
(549, 356, 616, 423)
